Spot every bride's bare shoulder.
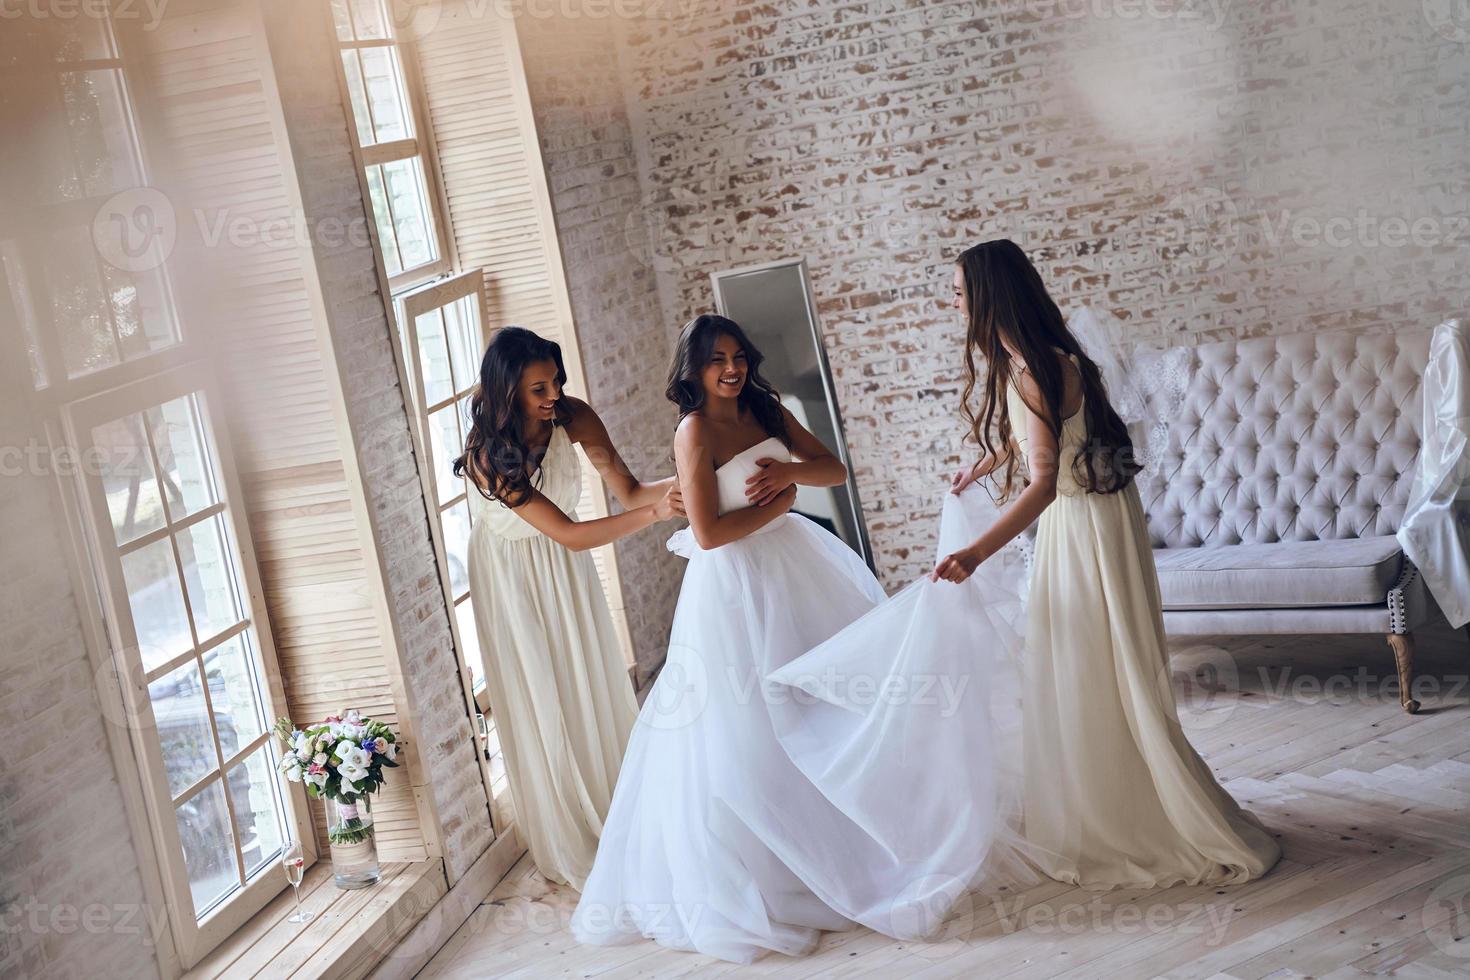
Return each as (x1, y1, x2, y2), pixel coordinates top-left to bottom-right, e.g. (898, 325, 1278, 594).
(674, 412, 707, 450)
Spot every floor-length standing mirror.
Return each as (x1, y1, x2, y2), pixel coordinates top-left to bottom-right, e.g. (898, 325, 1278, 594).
(710, 259, 874, 568)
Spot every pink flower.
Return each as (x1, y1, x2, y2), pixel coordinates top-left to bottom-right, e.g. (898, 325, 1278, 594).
(307, 762, 325, 775)
(324, 715, 342, 724)
(373, 737, 388, 754)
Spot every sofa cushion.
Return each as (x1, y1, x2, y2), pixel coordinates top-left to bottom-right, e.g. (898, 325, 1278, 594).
(1154, 535, 1404, 610)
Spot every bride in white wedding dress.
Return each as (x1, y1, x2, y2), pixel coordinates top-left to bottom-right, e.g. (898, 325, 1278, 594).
(572, 315, 1038, 963)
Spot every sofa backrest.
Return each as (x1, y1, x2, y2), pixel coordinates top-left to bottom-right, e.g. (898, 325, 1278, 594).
(1137, 327, 1431, 549)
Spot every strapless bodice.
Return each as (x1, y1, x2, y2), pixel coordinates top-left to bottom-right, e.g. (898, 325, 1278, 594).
(715, 436, 791, 515)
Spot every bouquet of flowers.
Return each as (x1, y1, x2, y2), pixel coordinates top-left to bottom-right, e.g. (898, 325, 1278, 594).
(273, 710, 400, 805)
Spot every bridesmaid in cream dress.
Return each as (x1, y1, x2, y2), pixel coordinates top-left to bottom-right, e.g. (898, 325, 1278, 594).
(935, 240, 1281, 888)
(454, 327, 683, 890)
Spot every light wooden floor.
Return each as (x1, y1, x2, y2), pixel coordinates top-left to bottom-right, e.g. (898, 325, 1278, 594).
(418, 625, 1470, 979)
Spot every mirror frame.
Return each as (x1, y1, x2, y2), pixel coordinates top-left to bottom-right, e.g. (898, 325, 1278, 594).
(709, 257, 875, 570)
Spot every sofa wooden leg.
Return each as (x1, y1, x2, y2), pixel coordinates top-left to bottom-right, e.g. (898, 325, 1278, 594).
(1387, 632, 1420, 714)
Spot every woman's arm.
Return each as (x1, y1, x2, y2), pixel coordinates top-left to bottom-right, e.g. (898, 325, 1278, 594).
(677, 415, 798, 550)
(933, 376, 1062, 583)
(496, 485, 678, 553)
(563, 396, 680, 511)
(744, 406, 848, 506)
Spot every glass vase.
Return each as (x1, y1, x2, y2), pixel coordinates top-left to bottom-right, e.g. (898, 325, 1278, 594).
(324, 794, 380, 889)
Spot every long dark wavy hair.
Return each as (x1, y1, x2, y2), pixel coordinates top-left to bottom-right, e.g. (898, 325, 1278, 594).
(665, 314, 789, 445)
(957, 239, 1140, 498)
(454, 326, 572, 508)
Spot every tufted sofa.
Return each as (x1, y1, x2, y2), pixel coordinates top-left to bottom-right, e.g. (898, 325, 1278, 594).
(1136, 327, 1445, 712)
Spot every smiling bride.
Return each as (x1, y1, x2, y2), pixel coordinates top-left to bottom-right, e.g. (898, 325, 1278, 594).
(570, 315, 1036, 963)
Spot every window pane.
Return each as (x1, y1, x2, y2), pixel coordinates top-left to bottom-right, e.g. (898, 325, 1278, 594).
(44, 227, 120, 377)
(150, 659, 218, 797)
(358, 46, 410, 144)
(205, 633, 267, 757)
(329, 0, 355, 41)
(415, 307, 452, 406)
(93, 412, 165, 544)
(106, 262, 177, 363)
(340, 50, 375, 148)
(123, 539, 194, 672)
(179, 516, 242, 644)
(455, 597, 483, 690)
(427, 402, 462, 506)
(59, 70, 142, 201)
(443, 499, 471, 596)
(175, 780, 238, 917)
(226, 745, 286, 881)
(444, 295, 481, 394)
(146, 394, 217, 520)
(382, 157, 436, 271)
(349, 0, 390, 40)
(365, 164, 402, 277)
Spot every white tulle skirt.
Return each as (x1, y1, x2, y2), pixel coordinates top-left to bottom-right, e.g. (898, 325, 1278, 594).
(571, 495, 1042, 963)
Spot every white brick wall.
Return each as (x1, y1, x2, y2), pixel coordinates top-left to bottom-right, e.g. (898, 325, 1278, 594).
(609, 0, 1470, 589)
(258, 0, 494, 882)
(0, 375, 160, 978)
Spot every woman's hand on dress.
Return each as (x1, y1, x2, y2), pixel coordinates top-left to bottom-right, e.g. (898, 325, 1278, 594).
(766, 484, 798, 512)
(746, 458, 795, 506)
(949, 460, 984, 495)
(652, 483, 684, 521)
(932, 544, 984, 583)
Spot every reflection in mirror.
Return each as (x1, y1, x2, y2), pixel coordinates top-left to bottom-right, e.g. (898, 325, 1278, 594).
(710, 259, 873, 567)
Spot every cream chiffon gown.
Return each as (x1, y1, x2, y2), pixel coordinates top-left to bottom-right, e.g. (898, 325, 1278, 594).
(1007, 365, 1281, 887)
(467, 424, 638, 890)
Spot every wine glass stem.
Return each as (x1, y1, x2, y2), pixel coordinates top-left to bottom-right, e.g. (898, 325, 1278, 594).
(293, 885, 303, 919)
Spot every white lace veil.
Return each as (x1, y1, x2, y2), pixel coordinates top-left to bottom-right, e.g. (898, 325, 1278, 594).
(1065, 305, 1190, 488)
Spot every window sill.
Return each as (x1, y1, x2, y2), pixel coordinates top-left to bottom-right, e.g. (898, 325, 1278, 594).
(184, 859, 446, 979)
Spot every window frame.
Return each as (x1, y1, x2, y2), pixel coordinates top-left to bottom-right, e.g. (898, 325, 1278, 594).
(397, 270, 488, 700)
(330, 0, 455, 293)
(61, 363, 314, 967)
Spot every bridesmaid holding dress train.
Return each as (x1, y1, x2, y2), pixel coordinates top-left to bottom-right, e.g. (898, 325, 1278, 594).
(936, 240, 1281, 888)
(454, 326, 683, 890)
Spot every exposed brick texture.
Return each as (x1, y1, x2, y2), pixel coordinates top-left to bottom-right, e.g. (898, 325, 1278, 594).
(606, 0, 1470, 589)
(519, 13, 687, 683)
(259, 0, 493, 882)
(0, 378, 160, 978)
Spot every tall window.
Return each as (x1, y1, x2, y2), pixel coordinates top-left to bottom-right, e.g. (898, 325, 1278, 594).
(330, 0, 451, 291)
(329, 0, 485, 692)
(66, 371, 295, 960)
(0, 8, 304, 966)
(399, 272, 489, 690)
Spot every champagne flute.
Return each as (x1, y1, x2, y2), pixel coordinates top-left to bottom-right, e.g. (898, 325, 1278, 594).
(282, 840, 312, 924)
